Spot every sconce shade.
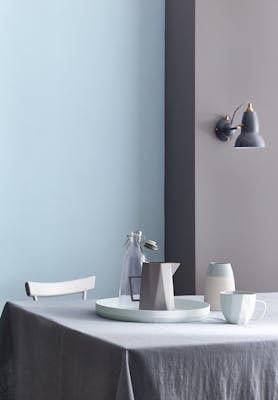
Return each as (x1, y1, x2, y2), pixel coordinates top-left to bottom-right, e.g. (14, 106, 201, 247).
(235, 105, 265, 148)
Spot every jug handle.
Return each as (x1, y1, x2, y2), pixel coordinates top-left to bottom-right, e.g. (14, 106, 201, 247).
(129, 276, 141, 302)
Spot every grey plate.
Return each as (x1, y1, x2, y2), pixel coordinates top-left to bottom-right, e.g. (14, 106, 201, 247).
(96, 297, 210, 323)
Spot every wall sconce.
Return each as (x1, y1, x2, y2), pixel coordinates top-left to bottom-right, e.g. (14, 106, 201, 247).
(215, 102, 265, 148)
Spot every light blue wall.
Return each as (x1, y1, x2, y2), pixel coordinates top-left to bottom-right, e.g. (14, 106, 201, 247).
(0, 0, 165, 304)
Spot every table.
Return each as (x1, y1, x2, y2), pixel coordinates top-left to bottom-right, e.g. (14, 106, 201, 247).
(1, 293, 278, 400)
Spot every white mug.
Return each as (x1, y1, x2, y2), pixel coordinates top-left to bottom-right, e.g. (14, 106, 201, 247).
(220, 290, 267, 325)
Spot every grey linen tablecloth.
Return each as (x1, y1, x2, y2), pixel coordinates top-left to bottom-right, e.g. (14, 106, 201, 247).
(1, 293, 278, 400)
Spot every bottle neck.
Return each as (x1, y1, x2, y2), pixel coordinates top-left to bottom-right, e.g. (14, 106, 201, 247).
(126, 233, 145, 254)
(127, 231, 143, 244)
(127, 236, 140, 248)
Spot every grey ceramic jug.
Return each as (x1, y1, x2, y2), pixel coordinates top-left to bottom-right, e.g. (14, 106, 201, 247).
(129, 262, 180, 310)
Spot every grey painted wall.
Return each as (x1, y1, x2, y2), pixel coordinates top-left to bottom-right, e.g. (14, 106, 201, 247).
(165, 0, 195, 294)
(196, 0, 278, 293)
(0, 0, 165, 304)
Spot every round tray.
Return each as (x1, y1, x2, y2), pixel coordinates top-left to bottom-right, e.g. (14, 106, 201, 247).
(96, 297, 210, 323)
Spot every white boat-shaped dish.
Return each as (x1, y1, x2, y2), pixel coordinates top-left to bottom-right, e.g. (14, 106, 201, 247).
(96, 297, 210, 323)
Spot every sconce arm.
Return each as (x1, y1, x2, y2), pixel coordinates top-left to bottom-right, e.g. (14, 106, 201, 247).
(225, 124, 243, 132)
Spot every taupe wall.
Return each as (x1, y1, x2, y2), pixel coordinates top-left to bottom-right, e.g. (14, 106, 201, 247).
(196, 1, 278, 293)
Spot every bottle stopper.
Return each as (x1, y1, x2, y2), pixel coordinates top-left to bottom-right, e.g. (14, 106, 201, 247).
(144, 240, 158, 251)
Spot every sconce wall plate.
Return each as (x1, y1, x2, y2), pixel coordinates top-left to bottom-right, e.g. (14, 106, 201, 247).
(215, 116, 237, 142)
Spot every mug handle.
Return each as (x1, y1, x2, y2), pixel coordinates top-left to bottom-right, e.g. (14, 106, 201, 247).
(252, 300, 267, 321)
(128, 276, 141, 302)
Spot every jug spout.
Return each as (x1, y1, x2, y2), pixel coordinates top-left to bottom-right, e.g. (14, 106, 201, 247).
(171, 263, 180, 275)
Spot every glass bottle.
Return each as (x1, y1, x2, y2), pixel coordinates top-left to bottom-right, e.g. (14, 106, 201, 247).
(118, 231, 147, 307)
